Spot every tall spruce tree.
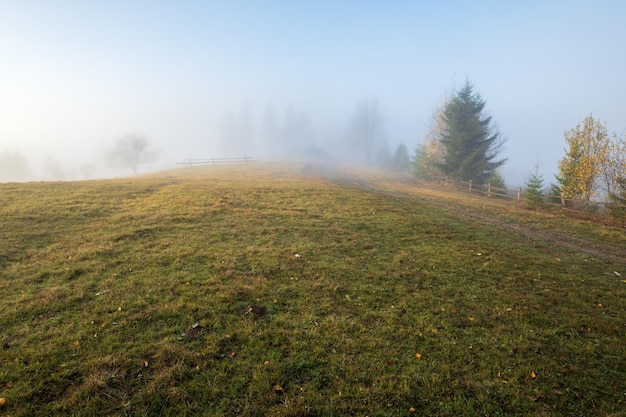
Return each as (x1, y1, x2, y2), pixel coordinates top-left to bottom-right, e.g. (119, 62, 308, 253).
(437, 81, 506, 184)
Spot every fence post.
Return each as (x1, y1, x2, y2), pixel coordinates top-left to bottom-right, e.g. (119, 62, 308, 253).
(517, 187, 521, 201)
(560, 192, 565, 208)
(487, 182, 491, 197)
(468, 179, 472, 193)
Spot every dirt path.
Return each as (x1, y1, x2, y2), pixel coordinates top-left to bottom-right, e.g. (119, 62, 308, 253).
(320, 164, 626, 267)
(424, 196, 626, 267)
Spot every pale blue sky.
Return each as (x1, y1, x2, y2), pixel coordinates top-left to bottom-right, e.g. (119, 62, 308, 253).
(1, 1, 625, 183)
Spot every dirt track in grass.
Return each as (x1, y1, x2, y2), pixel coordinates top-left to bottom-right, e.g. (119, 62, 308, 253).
(319, 164, 626, 268)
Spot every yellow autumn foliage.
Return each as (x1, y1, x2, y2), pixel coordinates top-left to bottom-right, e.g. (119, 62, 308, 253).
(557, 114, 613, 203)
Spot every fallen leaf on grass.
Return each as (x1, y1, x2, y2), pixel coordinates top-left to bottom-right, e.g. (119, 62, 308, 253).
(409, 407, 416, 412)
(245, 305, 267, 318)
(182, 323, 205, 339)
(0, 398, 6, 406)
(531, 370, 537, 379)
(415, 353, 422, 359)
(271, 383, 283, 392)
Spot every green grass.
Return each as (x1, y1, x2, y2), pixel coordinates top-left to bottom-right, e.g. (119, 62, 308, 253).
(1, 163, 625, 416)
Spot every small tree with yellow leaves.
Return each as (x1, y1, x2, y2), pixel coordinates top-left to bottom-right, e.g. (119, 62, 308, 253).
(413, 95, 448, 180)
(555, 115, 611, 209)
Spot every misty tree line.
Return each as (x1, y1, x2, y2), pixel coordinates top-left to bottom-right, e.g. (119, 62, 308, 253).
(105, 106, 412, 175)
(3, 79, 625, 217)
(0, 82, 499, 181)
(0, 136, 156, 181)
(218, 104, 314, 160)
(215, 101, 412, 173)
(192, 83, 507, 181)
(0, 151, 96, 182)
(3, 81, 500, 182)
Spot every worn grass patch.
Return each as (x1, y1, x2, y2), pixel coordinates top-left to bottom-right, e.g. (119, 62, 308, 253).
(0, 163, 624, 416)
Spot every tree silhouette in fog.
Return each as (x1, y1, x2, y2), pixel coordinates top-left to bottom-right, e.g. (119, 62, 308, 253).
(350, 98, 384, 164)
(107, 134, 157, 174)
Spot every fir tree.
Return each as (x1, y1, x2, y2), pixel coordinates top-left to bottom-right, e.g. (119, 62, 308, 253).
(392, 143, 411, 173)
(438, 81, 506, 184)
(524, 162, 545, 207)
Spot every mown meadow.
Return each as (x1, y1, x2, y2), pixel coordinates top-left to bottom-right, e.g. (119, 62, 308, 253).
(0, 163, 624, 416)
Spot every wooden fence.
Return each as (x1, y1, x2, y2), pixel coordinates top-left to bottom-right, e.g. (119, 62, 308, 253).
(176, 157, 256, 167)
(434, 176, 626, 218)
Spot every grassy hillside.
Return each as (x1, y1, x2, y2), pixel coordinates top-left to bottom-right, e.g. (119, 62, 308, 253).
(1, 163, 624, 416)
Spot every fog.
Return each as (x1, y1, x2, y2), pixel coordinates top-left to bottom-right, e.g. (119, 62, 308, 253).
(1, 2, 625, 185)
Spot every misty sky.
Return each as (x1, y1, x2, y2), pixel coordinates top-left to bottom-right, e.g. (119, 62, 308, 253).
(1, 1, 625, 184)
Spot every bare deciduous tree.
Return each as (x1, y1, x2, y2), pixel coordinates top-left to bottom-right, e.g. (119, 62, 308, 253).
(107, 134, 157, 174)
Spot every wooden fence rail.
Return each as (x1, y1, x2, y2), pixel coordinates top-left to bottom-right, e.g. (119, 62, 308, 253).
(434, 176, 626, 218)
(176, 157, 256, 167)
